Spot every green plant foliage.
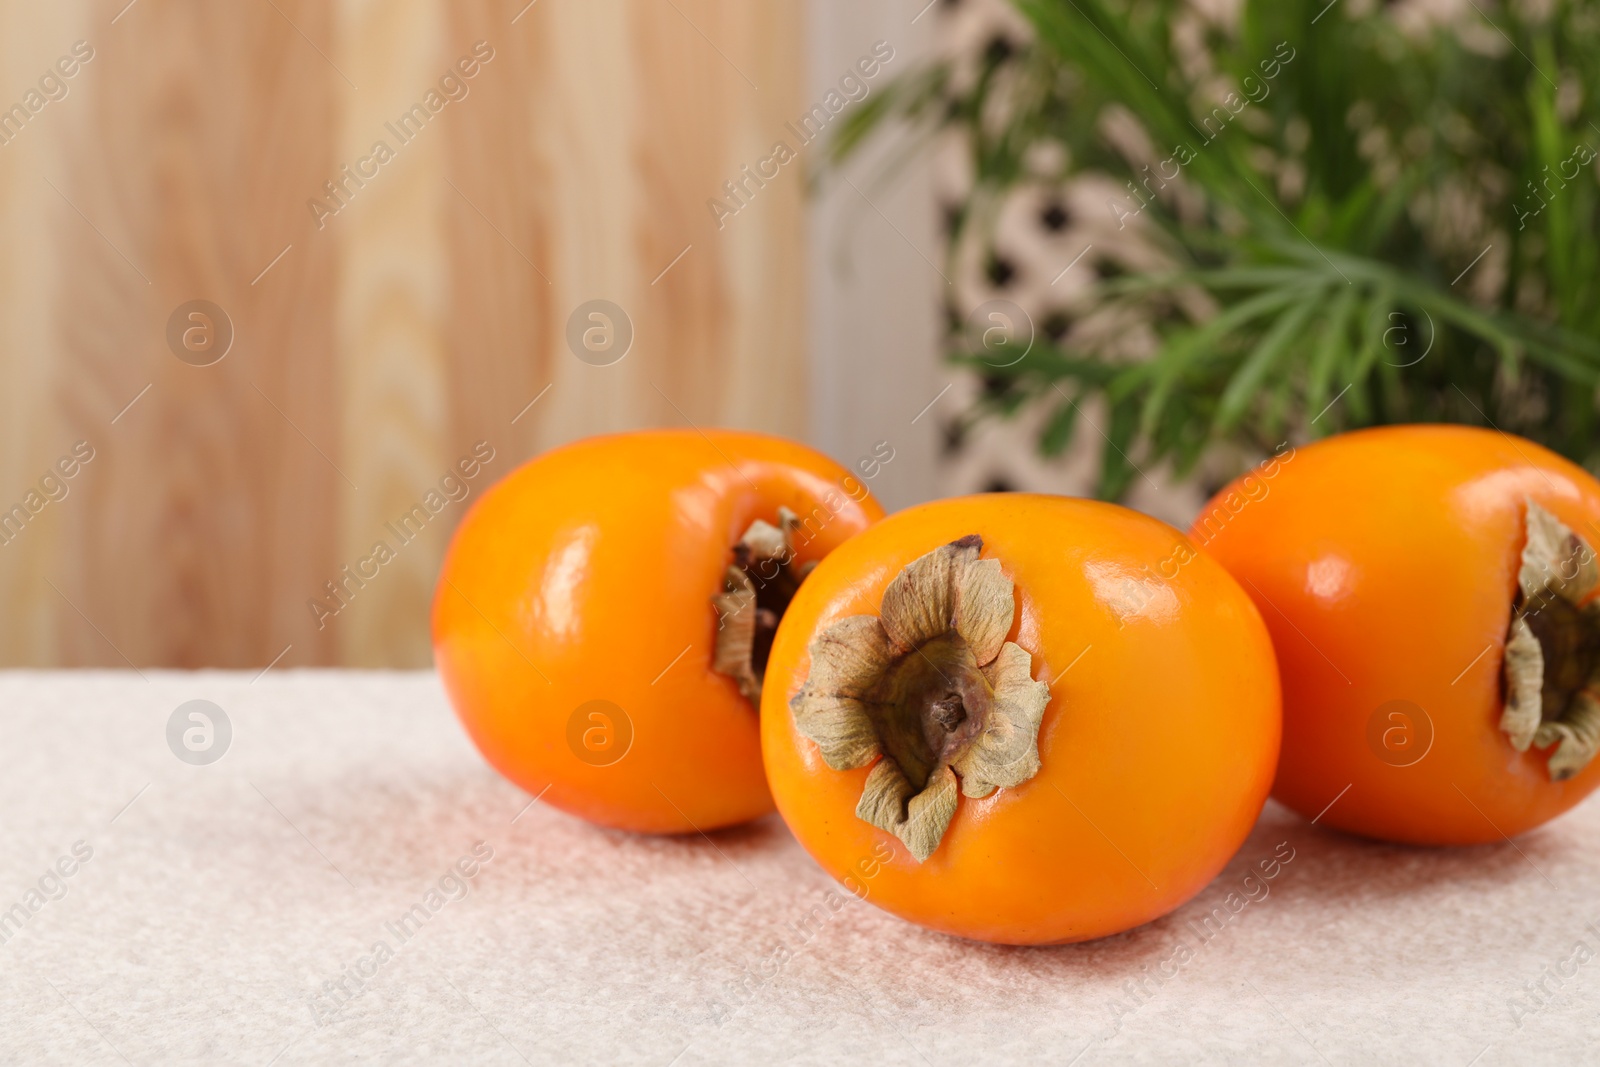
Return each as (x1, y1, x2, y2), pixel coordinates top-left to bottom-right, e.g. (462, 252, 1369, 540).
(831, 0, 1600, 497)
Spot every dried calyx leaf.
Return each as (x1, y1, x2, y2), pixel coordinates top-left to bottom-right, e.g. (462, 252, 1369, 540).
(789, 536, 1051, 862)
(712, 508, 814, 705)
(1500, 499, 1600, 780)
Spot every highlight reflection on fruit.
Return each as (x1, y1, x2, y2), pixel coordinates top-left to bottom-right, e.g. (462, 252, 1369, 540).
(1195, 425, 1600, 844)
(762, 494, 1280, 944)
(434, 430, 883, 834)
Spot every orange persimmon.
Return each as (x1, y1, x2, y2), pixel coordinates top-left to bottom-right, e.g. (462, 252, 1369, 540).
(761, 494, 1280, 944)
(1194, 425, 1600, 845)
(433, 429, 883, 834)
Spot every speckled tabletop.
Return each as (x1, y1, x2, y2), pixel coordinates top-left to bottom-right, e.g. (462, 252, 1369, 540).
(2, 672, 1597, 1065)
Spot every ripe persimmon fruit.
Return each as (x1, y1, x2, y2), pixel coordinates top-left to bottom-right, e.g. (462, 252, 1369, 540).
(1194, 425, 1600, 845)
(762, 494, 1280, 944)
(433, 430, 883, 834)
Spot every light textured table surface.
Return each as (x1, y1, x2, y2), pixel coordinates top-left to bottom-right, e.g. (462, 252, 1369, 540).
(2, 671, 1598, 1066)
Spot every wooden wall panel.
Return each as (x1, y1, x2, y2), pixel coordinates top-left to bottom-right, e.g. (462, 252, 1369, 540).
(0, 0, 807, 668)
(54, 0, 342, 668)
(0, 1, 81, 666)
(441, 0, 559, 459)
(334, 0, 451, 668)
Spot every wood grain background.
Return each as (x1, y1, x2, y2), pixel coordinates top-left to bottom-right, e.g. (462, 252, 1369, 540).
(0, 0, 806, 668)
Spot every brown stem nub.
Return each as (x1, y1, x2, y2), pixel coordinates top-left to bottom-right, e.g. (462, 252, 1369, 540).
(788, 536, 1051, 862)
(1500, 499, 1600, 780)
(711, 509, 813, 706)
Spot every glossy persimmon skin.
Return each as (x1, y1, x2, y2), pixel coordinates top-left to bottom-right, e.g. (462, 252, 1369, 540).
(761, 494, 1281, 945)
(433, 429, 884, 834)
(1194, 424, 1600, 845)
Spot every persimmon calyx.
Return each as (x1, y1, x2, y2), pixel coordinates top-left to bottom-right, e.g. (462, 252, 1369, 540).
(789, 535, 1050, 862)
(712, 508, 812, 706)
(1500, 499, 1600, 780)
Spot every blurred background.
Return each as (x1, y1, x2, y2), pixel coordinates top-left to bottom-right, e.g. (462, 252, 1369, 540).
(3, 0, 1597, 668)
